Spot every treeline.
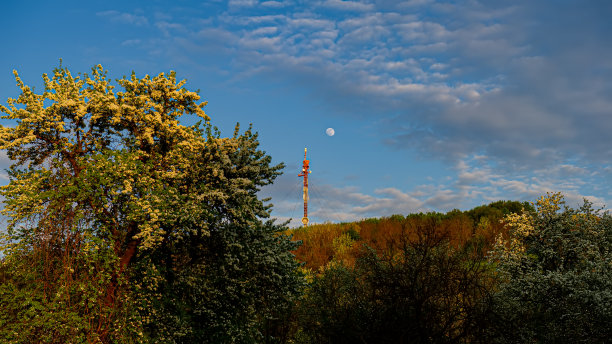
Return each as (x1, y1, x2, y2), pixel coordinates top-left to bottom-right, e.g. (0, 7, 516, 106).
(286, 195, 612, 343)
(290, 200, 531, 271)
(285, 201, 519, 343)
(2, 65, 612, 343)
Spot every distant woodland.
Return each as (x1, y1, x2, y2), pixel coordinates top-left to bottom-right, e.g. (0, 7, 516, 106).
(1, 65, 612, 343)
(287, 196, 612, 343)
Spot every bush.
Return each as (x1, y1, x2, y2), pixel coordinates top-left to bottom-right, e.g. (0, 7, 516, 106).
(487, 193, 612, 343)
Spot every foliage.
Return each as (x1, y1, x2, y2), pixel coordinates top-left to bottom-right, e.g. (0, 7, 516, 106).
(138, 220, 304, 343)
(0, 64, 302, 343)
(289, 201, 519, 271)
(487, 193, 612, 343)
(465, 200, 533, 226)
(0, 237, 140, 343)
(295, 218, 495, 344)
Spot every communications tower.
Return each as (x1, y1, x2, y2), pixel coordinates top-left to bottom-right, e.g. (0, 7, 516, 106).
(298, 148, 311, 227)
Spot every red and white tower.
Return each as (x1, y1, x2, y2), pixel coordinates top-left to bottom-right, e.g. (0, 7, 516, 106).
(297, 148, 311, 227)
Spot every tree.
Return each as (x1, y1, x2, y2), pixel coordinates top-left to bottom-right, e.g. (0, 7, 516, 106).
(0, 64, 303, 343)
(296, 218, 494, 344)
(487, 193, 612, 343)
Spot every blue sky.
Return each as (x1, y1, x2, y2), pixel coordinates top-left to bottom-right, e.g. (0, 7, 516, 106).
(1, 0, 611, 227)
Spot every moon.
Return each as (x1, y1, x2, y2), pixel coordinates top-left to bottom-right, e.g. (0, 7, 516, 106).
(326, 128, 335, 136)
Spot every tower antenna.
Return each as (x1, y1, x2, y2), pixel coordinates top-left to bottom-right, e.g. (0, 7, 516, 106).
(298, 148, 311, 227)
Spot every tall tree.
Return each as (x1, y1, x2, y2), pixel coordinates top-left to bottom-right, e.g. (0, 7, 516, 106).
(0, 64, 302, 343)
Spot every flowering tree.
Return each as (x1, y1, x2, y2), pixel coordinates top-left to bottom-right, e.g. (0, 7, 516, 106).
(0, 64, 302, 343)
(488, 193, 612, 343)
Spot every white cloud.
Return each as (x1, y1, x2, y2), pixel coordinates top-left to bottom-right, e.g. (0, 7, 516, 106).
(156, 21, 186, 37)
(0, 151, 11, 180)
(229, 0, 258, 8)
(121, 39, 142, 46)
(395, 21, 450, 42)
(261, 1, 289, 8)
(238, 36, 281, 51)
(97, 10, 149, 26)
(249, 26, 279, 36)
(289, 18, 336, 30)
(319, 0, 375, 12)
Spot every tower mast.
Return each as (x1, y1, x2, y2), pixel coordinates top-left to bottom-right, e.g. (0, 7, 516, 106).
(298, 148, 311, 227)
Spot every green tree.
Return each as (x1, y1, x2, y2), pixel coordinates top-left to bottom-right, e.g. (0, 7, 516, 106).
(0, 64, 302, 343)
(465, 200, 534, 229)
(487, 193, 612, 343)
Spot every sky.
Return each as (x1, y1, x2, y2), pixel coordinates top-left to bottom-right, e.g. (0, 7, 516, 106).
(0, 0, 611, 227)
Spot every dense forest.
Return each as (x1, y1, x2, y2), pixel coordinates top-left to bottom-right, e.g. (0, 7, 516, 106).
(287, 197, 612, 343)
(1, 65, 612, 343)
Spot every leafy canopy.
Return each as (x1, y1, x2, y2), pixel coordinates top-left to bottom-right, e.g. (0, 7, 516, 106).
(0, 64, 301, 343)
(489, 193, 612, 343)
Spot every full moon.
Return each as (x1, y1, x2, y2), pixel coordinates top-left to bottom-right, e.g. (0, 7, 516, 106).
(326, 128, 335, 136)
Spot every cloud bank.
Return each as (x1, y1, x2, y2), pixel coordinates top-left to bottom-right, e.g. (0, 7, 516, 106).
(83, 1, 612, 224)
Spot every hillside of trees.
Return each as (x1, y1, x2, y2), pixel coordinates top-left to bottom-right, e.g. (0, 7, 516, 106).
(1, 65, 612, 343)
(286, 197, 612, 343)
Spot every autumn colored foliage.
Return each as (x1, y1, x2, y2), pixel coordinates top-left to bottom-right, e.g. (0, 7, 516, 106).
(289, 200, 527, 272)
